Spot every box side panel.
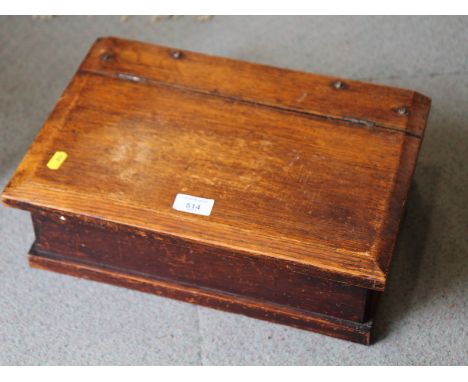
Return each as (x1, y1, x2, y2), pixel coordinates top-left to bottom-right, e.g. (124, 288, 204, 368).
(32, 211, 370, 323)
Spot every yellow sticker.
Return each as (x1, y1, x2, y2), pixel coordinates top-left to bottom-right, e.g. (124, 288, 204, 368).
(46, 151, 68, 170)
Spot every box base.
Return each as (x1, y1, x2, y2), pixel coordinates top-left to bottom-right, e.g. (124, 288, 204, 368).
(29, 244, 373, 345)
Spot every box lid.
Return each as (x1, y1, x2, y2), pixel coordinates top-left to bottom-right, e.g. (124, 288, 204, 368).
(2, 37, 431, 291)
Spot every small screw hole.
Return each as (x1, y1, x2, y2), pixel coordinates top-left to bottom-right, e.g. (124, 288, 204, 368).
(171, 50, 183, 59)
(396, 107, 410, 116)
(100, 52, 114, 62)
(332, 80, 346, 90)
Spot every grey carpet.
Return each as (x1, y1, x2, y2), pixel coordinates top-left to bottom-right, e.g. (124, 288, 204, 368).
(0, 15, 467, 365)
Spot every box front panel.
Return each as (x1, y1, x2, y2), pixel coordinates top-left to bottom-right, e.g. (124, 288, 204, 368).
(32, 211, 370, 322)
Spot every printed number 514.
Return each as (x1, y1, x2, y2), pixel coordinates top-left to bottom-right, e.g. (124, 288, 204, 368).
(186, 203, 201, 211)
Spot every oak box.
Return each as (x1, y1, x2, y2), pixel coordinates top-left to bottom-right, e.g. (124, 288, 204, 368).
(2, 37, 431, 344)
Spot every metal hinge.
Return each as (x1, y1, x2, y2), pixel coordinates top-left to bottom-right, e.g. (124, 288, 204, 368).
(342, 116, 376, 127)
(116, 72, 145, 83)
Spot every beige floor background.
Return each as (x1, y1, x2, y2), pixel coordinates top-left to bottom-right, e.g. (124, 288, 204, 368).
(0, 16, 467, 365)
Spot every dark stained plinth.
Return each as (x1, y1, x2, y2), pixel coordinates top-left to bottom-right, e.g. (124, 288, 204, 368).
(29, 246, 374, 345)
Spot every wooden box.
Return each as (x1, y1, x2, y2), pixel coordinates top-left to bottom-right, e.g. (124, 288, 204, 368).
(2, 37, 431, 344)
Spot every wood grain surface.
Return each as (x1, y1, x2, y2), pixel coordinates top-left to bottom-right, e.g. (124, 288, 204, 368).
(2, 37, 431, 292)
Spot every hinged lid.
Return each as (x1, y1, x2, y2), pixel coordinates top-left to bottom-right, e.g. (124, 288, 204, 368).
(2, 37, 431, 291)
